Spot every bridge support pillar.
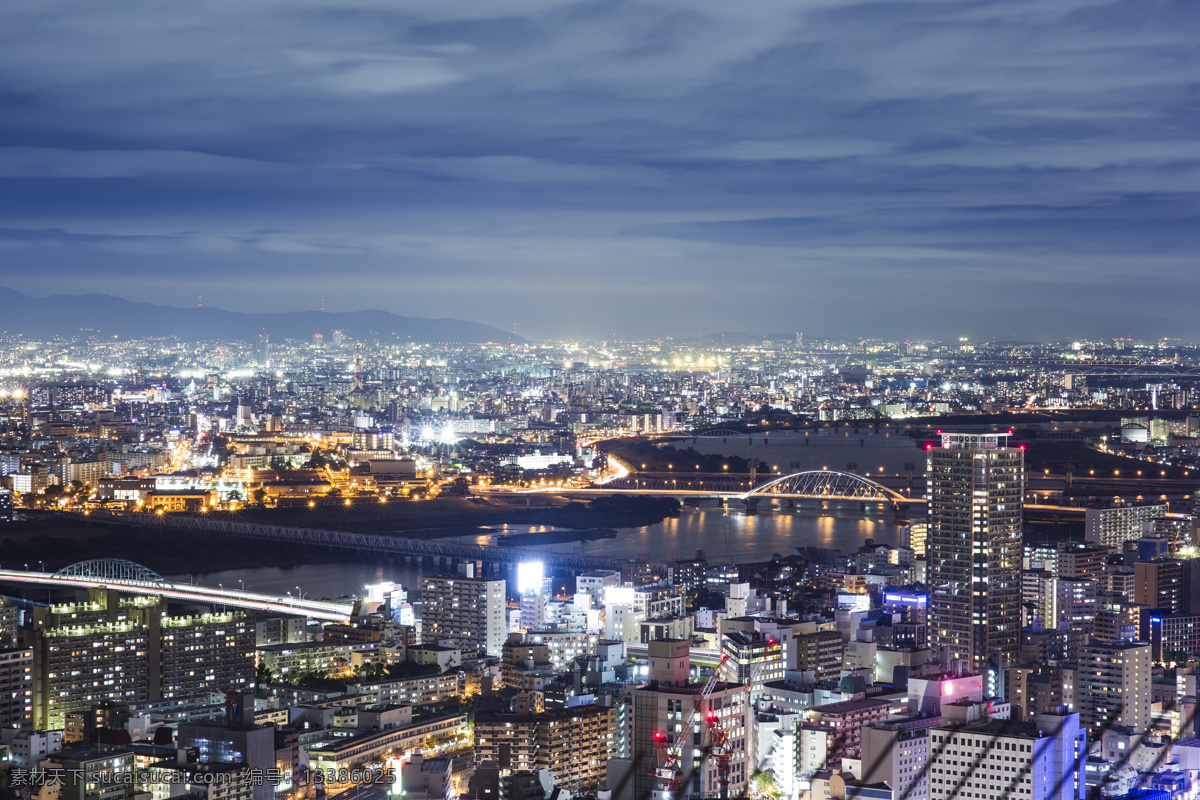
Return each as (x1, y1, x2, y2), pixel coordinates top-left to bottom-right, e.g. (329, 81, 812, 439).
(742, 498, 760, 515)
(787, 498, 795, 509)
(716, 497, 727, 508)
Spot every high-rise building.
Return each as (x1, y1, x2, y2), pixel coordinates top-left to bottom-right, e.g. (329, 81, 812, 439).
(793, 630, 843, 684)
(1085, 504, 1168, 551)
(632, 639, 750, 799)
(1055, 543, 1110, 583)
(861, 717, 941, 800)
(27, 589, 255, 730)
(0, 597, 18, 647)
(473, 703, 619, 793)
(1133, 559, 1184, 613)
(1076, 640, 1151, 736)
(926, 433, 1024, 678)
(0, 647, 33, 731)
(421, 570, 507, 657)
(928, 711, 1086, 800)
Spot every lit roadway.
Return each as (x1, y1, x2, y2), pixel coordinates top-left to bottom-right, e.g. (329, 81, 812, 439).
(0, 569, 353, 622)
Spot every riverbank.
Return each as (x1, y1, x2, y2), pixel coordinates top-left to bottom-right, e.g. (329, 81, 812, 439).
(0, 495, 679, 575)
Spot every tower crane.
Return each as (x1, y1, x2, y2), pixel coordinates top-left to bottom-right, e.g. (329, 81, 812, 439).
(650, 652, 731, 800)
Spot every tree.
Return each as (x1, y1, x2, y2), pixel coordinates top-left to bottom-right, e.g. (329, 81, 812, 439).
(256, 663, 274, 686)
(752, 770, 781, 800)
(252, 488, 268, 505)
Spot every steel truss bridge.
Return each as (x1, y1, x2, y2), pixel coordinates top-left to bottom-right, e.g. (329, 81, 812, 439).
(0, 558, 353, 621)
(60, 510, 627, 571)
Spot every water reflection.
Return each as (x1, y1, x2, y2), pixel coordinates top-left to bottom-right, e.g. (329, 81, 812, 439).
(180, 505, 904, 600)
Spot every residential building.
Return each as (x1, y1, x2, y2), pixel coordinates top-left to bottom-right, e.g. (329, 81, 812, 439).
(927, 433, 1024, 680)
(632, 639, 750, 799)
(0, 647, 33, 731)
(421, 571, 507, 657)
(1076, 640, 1151, 736)
(1085, 505, 1168, 551)
(473, 704, 618, 792)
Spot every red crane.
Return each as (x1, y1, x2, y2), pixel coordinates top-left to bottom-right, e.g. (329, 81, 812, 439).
(649, 653, 731, 800)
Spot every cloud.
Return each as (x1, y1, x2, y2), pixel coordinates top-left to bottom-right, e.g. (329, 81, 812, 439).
(697, 139, 894, 161)
(0, 147, 278, 178)
(0, 0, 1197, 339)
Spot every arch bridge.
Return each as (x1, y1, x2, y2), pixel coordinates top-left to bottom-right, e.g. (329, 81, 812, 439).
(54, 559, 173, 588)
(745, 470, 914, 503)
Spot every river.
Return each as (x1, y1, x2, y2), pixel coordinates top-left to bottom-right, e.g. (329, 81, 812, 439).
(178, 503, 905, 601)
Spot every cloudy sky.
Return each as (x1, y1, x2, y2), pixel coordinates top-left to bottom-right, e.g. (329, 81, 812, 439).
(1, 0, 1198, 340)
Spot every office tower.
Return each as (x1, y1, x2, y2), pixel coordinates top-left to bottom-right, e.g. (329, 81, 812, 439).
(926, 433, 1024, 680)
(719, 631, 783, 703)
(27, 588, 255, 729)
(1147, 612, 1200, 663)
(1085, 504, 1168, 550)
(0, 647, 33, 731)
(928, 711, 1086, 800)
(421, 571, 507, 657)
(1077, 640, 1151, 736)
(633, 639, 750, 799)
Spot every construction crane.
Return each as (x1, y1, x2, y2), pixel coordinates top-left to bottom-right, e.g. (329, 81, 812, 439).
(704, 707, 732, 800)
(650, 652, 730, 800)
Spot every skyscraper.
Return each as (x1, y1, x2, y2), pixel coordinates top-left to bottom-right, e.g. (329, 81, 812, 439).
(927, 433, 1024, 682)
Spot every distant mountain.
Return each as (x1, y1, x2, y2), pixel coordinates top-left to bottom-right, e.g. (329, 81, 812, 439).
(0, 288, 521, 343)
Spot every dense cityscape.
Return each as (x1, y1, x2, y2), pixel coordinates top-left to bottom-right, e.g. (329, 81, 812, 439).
(0, 326, 1198, 800)
(3, 0, 1197, 798)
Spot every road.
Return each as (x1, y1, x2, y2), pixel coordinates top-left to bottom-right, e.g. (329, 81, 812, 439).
(0, 568, 354, 621)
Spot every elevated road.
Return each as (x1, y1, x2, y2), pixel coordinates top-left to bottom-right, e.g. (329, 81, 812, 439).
(0, 567, 354, 622)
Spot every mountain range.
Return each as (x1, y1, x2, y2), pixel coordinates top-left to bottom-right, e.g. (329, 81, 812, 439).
(0, 288, 520, 343)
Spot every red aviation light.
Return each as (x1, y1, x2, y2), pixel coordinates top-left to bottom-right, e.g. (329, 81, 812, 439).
(654, 730, 665, 741)
(926, 444, 933, 451)
(767, 638, 777, 646)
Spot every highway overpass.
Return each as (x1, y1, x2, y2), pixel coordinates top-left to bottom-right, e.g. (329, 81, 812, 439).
(0, 559, 354, 622)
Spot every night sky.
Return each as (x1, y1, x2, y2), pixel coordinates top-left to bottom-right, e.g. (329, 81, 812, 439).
(1, 0, 1198, 340)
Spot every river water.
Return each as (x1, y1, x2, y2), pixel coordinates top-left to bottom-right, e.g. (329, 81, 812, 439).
(179, 503, 905, 601)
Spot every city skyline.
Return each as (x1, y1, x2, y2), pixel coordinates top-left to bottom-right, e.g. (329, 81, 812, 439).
(1, 1, 1198, 339)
